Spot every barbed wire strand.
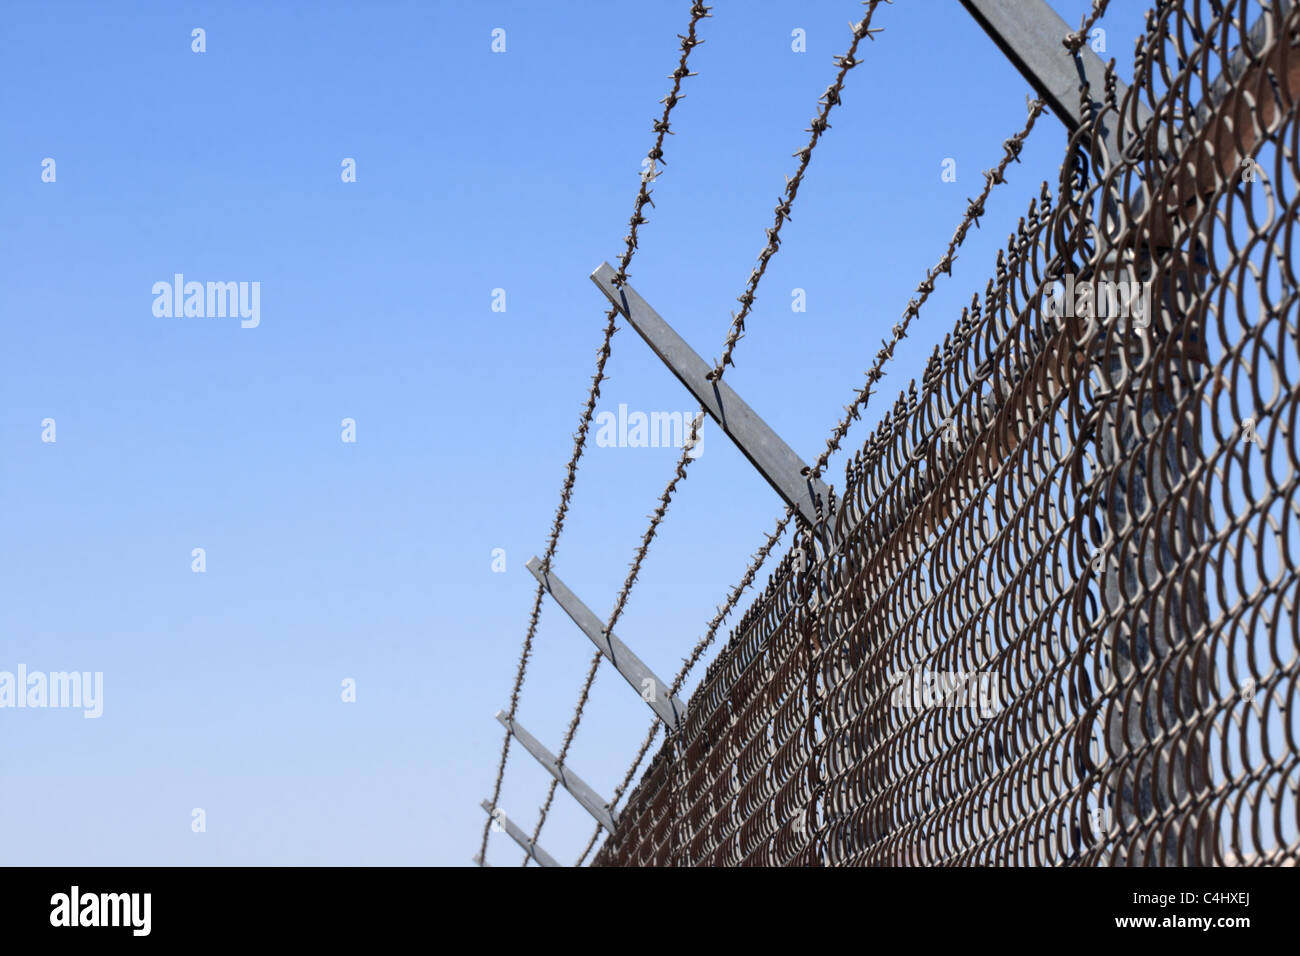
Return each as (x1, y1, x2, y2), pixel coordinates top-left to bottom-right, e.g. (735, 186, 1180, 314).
(1063, 0, 1112, 54)
(525, 0, 891, 862)
(477, 0, 713, 867)
(582, 0, 1292, 869)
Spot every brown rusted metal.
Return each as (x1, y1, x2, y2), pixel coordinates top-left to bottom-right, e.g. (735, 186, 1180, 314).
(595, 0, 1300, 867)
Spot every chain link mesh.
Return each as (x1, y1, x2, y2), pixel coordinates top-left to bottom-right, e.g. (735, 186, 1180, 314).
(594, 0, 1300, 867)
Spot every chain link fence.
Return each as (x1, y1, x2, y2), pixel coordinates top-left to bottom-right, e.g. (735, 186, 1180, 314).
(594, 0, 1300, 867)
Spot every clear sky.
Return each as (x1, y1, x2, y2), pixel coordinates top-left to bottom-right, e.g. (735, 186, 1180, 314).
(1, 0, 1149, 866)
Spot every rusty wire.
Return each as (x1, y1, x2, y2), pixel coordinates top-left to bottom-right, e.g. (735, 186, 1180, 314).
(522, 1, 893, 860)
(574, 508, 795, 864)
(1063, 0, 1113, 55)
(596, 0, 1300, 866)
(575, 719, 663, 865)
(477, 0, 712, 866)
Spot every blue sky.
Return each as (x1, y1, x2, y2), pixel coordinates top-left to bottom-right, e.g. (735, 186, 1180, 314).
(0, 0, 1152, 866)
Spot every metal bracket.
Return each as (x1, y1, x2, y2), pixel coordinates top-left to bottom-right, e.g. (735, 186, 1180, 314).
(496, 711, 618, 831)
(590, 262, 833, 534)
(526, 556, 685, 728)
(479, 800, 562, 868)
(960, 0, 1154, 166)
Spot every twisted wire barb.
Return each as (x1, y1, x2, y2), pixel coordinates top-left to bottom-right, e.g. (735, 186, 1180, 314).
(1063, 0, 1113, 54)
(576, 721, 660, 865)
(668, 509, 793, 697)
(477, 0, 713, 866)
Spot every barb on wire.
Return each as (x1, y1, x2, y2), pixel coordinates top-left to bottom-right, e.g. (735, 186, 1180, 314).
(1063, 0, 1112, 54)
(476, 0, 713, 867)
(607, 411, 707, 633)
(808, 96, 1046, 481)
(535, 1, 890, 863)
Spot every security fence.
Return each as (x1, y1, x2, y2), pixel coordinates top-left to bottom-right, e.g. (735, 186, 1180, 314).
(589, 0, 1300, 866)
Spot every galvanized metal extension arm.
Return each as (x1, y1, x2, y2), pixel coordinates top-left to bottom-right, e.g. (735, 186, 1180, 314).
(495, 711, 617, 832)
(525, 556, 685, 728)
(479, 801, 562, 867)
(960, 0, 1152, 164)
(590, 262, 833, 532)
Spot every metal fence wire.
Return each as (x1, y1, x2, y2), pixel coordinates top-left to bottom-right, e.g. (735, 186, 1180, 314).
(593, 0, 1300, 866)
